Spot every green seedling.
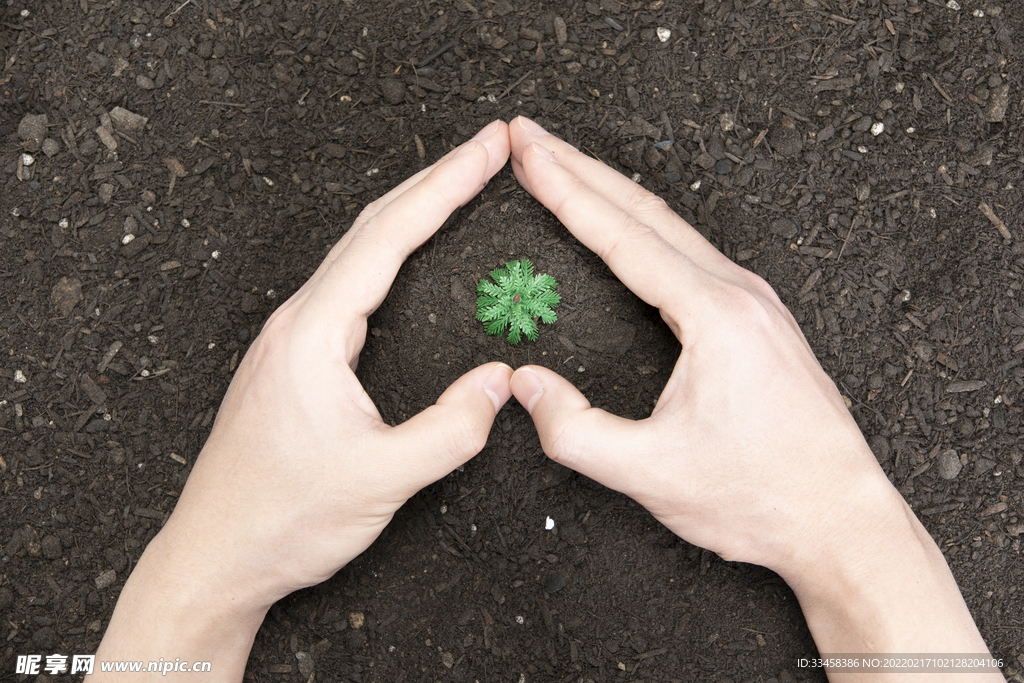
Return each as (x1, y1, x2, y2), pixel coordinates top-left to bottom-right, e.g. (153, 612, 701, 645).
(476, 259, 560, 344)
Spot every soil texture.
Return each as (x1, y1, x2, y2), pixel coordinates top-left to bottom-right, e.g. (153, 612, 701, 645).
(2, 0, 1023, 681)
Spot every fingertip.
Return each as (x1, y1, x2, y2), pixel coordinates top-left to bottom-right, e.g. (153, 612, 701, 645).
(471, 119, 504, 142)
(510, 158, 536, 198)
(453, 138, 484, 159)
(529, 141, 558, 164)
(513, 115, 550, 137)
(510, 366, 545, 414)
(467, 120, 510, 181)
(484, 362, 514, 415)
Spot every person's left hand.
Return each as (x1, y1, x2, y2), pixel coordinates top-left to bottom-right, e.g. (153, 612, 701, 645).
(92, 121, 513, 680)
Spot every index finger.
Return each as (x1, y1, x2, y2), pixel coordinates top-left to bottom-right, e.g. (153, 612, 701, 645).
(310, 123, 509, 321)
(509, 117, 744, 293)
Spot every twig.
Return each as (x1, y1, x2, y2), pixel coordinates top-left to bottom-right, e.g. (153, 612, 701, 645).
(836, 216, 861, 262)
(418, 40, 456, 69)
(979, 202, 1012, 241)
(924, 73, 952, 103)
(169, 0, 195, 15)
(497, 70, 533, 100)
(829, 13, 857, 25)
(198, 100, 247, 108)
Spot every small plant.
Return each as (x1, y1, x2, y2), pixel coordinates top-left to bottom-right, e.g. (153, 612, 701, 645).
(476, 259, 560, 344)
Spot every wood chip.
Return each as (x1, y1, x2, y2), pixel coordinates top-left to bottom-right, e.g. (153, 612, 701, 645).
(797, 269, 822, 297)
(163, 157, 187, 178)
(945, 380, 987, 393)
(79, 373, 108, 405)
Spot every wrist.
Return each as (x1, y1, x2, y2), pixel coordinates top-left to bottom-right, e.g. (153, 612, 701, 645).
(89, 527, 269, 681)
(778, 470, 997, 672)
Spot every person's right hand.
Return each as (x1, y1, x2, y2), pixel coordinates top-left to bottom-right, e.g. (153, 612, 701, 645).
(506, 115, 889, 576)
(505, 117, 1002, 675)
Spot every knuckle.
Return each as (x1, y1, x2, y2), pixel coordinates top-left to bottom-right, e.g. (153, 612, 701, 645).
(600, 213, 659, 264)
(717, 280, 775, 324)
(359, 196, 389, 221)
(543, 419, 585, 469)
(446, 411, 489, 457)
(623, 184, 671, 220)
(740, 269, 783, 304)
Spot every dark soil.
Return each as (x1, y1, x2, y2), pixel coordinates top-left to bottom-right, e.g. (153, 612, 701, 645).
(2, 0, 1023, 681)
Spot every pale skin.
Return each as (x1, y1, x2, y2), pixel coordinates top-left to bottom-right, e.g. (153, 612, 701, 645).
(88, 118, 1004, 682)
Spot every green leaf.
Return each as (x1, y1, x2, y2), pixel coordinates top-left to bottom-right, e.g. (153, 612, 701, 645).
(475, 259, 560, 344)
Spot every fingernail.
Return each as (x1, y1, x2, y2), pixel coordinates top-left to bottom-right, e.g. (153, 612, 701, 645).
(484, 364, 512, 414)
(517, 116, 549, 136)
(514, 368, 544, 414)
(472, 120, 501, 141)
(530, 142, 558, 164)
(453, 140, 480, 158)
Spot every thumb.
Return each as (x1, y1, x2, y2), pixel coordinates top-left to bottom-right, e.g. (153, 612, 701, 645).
(510, 366, 652, 496)
(384, 362, 513, 494)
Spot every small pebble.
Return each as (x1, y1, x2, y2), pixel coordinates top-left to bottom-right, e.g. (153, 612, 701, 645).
(95, 569, 117, 589)
(937, 449, 962, 480)
(295, 652, 314, 679)
(554, 16, 568, 45)
(42, 138, 61, 156)
(545, 573, 566, 594)
(17, 113, 47, 149)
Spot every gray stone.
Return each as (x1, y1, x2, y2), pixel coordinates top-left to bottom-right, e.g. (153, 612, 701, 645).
(975, 457, 997, 475)
(770, 217, 799, 239)
(96, 125, 118, 151)
(99, 183, 116, 203)
(95, 569, 117, 589)
(545, 573, 566, 594)
(937, 449, 962, 480)
(852, 115, 873, 132)
(985, 84, 1010, 123)
(295, 652, 314, 680)
(17, 113, 47, 150)
(42, 137, 61, 156)
(554, 16, 568, 45)
(137, 74, 156, 90)
(109, 106, 149, 134)
(51, 277, 83, 316)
